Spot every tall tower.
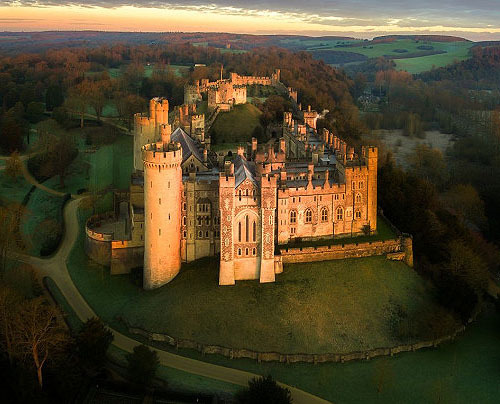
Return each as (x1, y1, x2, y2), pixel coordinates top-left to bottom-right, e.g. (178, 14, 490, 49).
(364, 146, 378, 232)
(142, 124, 183, 289)
(134, 97, 169, 171)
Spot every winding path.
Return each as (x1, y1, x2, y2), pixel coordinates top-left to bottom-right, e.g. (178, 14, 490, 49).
(13, 196, 331, 404)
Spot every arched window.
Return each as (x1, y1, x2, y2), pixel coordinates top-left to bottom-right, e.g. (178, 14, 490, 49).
(238, 248, 242, 256)
(321, 207, 328, 222)
(238, 221, 242, 242)
(252, 221, 256, 242)
(336, 207, 344, 221)
(355, 193, 362, 204)
(238, 190, 242, 201)
(198, 230, 203, 238)
(290, 210, 297, 224)
(182, 216, 186, 226)
(355, 209, 362, 219)
(197, 217, 202, 226)
(245, 215, 249, 242)
(205, 217, 210, 226)
(305, 209, 312, 223)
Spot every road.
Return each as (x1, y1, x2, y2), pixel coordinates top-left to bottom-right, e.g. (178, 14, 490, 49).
(13, 196, 331, 404)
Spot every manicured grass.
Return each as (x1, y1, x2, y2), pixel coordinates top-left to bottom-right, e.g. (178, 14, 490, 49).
(64, 208, 500, 403)
(210, 103, 262, 145)
(21, 186, 66, 256)
(44, 276, 83, 332)
(107, 345, 240, 397)
(279, 214, 396, 250)
(0, 171, 33, 205)
(163, 309, 500, 404)
(68, 208, 442, 354)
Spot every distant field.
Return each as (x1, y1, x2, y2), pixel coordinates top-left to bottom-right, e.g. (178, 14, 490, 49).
(210, 103, 262, 145)
(293, 38, 473, 73)
(86, 63, 190, 79)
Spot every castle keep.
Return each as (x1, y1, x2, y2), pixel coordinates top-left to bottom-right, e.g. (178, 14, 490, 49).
(84, 72, 409, 290)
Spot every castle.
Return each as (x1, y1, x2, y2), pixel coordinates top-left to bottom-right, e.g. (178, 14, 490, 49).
(85, 71, 387, 290)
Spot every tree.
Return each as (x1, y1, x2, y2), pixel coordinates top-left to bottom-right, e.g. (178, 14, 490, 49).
(407, 144, 447, 188)
(45, 85, 64, 111)
(0, 285, 22, 364)
(126, 344, 159, 388)
(4, 151, 22, 179)
(114, 92, 146, 131)
(0, 203, 25, 272)
(25, 101, 45, 124)
(39, 131, 77, 187)
(236, 375, 292, 404)
(13, 297, 69, 388)
(442, 184, 487, 230)
(76, 318, 113, 372)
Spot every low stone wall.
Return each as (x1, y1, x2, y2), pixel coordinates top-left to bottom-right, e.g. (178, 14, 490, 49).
(279, 236, 413, 267)
(119, 316, 467, 364)
(84, 212, 115, 267)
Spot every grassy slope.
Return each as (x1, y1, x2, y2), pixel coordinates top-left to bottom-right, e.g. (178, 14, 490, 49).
(68, 209, 442, 354)
(210, 103, 262, 145)
(66, 208, 500, 403)
(44, 276, 239, 397)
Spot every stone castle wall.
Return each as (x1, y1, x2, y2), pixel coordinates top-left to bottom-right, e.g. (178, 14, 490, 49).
(279, 236, 413, 267)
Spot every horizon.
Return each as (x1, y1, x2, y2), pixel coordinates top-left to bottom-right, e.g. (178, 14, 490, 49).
(1, 1, 500, 41)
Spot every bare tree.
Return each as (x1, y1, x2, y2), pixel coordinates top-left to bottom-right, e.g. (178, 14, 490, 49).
(13, 297, 69, 388)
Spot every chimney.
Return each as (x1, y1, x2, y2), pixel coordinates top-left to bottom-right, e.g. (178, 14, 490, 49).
(348, 147, 354, 160)
(308, 105, 311, 112)
(280, 169, 287, 182)
(203, 147, 208, 163)
(325, 169, 329, 183)
(252, 137, 258, 152)
(279, 138, 286, 153)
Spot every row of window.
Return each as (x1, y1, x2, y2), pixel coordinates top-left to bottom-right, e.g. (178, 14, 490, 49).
(238, 189, 257, 201)
(289, 207, 361, 223)
(181, 230, 221, 239)
(237, 247, 257, 256)
(181, 216, 220, 226)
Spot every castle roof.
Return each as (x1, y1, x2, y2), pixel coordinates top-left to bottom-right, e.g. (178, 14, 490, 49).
(171, 127, 204, 164)
(234, 155, 257, 188)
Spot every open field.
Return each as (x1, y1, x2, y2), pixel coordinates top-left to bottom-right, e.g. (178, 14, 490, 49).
(367, 129, 455, 168)
(68, 209, 446, 354)
(210, 103, 262, 145)
(295, 38, 473, 72)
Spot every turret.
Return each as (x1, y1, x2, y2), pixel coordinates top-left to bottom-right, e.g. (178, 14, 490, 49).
(142, 140, 183, 289)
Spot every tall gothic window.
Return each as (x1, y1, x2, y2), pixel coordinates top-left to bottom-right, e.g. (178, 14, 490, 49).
(290, 210, 297, 224)
(336, 207, 344, 221)
(321, 207, 328, 222)
(305, 209, 312, 223)
(252, 221, 256, 242)
(355, 193, 362, 203)
(238, 221, 242, 242)
(245, 215, 249, 242)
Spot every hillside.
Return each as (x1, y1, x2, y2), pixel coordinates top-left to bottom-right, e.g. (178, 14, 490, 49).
(209, 103, 262, 145)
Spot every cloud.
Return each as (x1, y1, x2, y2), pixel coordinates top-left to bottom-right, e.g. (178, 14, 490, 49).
(2, 0, 499, 36)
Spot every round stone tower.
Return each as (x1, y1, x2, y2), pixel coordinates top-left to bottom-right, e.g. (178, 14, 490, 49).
(142, 125, 183, 289)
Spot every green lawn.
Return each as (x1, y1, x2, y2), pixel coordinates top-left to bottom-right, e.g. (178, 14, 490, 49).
(21, 187, 66, 256)
(63, 207, 500, 403)
(210, 103, 262, 145)
(0, 171, 33, 205)
(68, 208, 444, 354)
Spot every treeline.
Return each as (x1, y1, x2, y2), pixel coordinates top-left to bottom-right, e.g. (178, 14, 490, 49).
(420, 46, 500, 90)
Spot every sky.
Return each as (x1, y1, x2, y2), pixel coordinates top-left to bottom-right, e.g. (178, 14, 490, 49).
(1, 1, 500, 40)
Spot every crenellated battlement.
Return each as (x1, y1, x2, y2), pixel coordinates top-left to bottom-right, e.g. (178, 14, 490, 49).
(142, 142, 183, 167)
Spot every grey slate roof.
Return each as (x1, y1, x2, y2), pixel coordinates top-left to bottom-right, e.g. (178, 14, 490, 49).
(234, 155, 257, 188)
(171, 127, 204, 164)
